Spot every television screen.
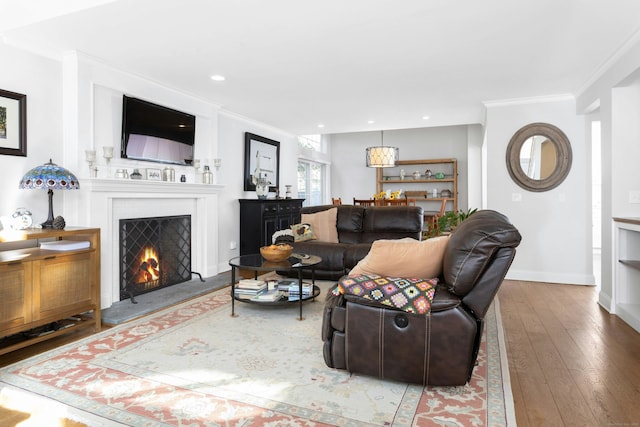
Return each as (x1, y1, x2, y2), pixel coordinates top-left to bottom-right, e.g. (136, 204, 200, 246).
(121, 95, 195, 165)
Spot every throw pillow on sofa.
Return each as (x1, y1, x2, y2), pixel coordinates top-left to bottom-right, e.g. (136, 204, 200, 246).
(290, 223, 317, 242)
(349, 235, 450, 279)
(299, 207, 339, 243)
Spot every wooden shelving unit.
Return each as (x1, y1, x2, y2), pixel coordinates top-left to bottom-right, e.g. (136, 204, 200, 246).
(613, 217, 640, 333)
(0, 227, 101, 355)
(376, 158, 458, 213)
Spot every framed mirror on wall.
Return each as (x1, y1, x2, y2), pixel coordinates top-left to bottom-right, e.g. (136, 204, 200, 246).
(506, 122, 572, 192)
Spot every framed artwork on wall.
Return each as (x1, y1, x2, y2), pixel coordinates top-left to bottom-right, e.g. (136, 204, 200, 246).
(244, 132, 280, 192)
(0, 89, 27, 157)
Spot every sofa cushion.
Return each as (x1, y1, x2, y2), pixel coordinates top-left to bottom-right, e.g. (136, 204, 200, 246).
(349, 235, 449, 279)
(336, 274, 437, 315)
(360, 206, 424, 242)
(301, 208, 339, 243)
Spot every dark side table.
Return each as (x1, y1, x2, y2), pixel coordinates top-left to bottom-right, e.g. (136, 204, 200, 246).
(228, 254, 322, 320)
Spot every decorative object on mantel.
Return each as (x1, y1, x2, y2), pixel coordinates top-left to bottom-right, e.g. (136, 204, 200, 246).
(147, 168, 162, 181)
(214, 158, 222, 171)
(202, 165, 213, 184)
(366, 130, 399, 168)
(131, 169, 143, 180)
(19, 158, 79, 228)
(103, 146, 113, 165)
(162, 166, 175, 182)
(115, 169, 129, 179)
(85, 149, 96, 169)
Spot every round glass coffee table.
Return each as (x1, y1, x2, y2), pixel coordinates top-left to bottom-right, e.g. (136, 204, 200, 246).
(228, 253, 322, 320)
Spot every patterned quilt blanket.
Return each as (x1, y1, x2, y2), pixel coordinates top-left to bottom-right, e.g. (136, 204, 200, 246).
(335, 274, 437, 315)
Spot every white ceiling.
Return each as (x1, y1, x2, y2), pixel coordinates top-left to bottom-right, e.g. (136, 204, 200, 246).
(2, 0, 640, 135)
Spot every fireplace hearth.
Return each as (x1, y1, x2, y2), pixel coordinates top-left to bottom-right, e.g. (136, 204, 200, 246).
(120, 215, 192, 303)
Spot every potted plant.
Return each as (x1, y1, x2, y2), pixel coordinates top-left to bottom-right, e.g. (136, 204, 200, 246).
(431, 208, 478, 237)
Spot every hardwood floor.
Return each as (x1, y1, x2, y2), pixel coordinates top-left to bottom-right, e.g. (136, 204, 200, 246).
(499, 279, 640, 427)
(1, 280, 639, 426)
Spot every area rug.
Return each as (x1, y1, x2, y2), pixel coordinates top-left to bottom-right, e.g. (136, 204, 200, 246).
(0, 281, 515, 426)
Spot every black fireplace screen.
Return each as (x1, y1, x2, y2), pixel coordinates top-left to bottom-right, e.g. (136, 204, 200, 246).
(119, 215, 191, 301)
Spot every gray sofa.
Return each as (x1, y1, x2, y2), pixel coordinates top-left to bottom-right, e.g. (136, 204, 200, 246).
(291, 204, 423, 280)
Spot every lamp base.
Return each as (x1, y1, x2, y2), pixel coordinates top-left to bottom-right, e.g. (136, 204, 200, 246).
(42, 189, 55, 228)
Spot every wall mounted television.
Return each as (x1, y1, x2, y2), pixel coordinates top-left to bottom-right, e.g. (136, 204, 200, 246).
(121, 95, 195, 165)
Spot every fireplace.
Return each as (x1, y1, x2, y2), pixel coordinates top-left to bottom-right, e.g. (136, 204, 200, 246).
(119, 215, 192, 302)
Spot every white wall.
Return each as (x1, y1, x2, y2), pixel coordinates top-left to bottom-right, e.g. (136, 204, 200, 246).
(216, 111, 299, 269)
(0, 41, 64, 224)
(485, 97, 592, 285)
(329, 126, 473, 210)
(577, 36, 640, 311)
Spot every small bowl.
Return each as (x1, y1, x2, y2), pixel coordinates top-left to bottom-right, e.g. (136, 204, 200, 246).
(260, 245, 293, 262)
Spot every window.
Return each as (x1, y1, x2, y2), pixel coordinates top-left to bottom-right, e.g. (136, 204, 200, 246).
(297, 134, 328, 206)
(298, 134, 322, 152)
(297, 160, 324, 206)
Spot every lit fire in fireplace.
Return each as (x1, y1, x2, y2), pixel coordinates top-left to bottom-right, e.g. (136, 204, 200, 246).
(120, 214, 192, 302)
(134, 246, 160, 288)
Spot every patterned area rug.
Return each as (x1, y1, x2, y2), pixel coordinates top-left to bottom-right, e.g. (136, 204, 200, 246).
(0, 282, 515, 426)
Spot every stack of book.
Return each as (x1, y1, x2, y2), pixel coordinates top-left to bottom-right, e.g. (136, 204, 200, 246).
(276, 279, 297, 292)
(253, 289, 285, 302)
(235, 279, 267, 299)
(287, 282, 314, 301)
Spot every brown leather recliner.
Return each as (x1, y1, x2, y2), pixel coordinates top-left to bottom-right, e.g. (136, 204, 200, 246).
(321, 209, 521, 386)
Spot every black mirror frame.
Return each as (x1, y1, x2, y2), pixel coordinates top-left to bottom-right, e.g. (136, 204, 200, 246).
(506, 122, 572, 192)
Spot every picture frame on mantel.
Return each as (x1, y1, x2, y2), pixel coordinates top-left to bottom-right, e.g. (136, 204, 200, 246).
(0, 89, 27, 157)
(244, 132, 280, 192)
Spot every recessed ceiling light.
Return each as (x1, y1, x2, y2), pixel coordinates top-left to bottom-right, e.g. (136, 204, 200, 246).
(317, 124, 325, 128)
(210, 75, 226, 81)
(422, 115, 430, 120)
(368, 120, 375, 124)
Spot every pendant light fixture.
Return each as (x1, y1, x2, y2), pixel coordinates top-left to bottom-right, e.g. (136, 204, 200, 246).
(366, 130, 398, 167)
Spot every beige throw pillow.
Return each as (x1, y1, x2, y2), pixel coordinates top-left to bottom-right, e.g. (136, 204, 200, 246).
(300, 208, 339, 243)
(349, 235, 450, 278)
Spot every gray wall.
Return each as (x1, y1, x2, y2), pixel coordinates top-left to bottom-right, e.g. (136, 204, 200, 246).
(329, 126, 471, 210)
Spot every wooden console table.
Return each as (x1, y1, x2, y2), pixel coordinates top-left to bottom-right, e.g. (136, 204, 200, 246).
(0, 227, 101, 355)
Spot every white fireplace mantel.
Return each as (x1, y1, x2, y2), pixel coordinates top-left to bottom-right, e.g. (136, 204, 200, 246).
(83, 178, 224, 194)
(82, 178, 224, 309)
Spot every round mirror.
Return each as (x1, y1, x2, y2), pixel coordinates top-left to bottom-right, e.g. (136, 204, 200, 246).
(506, 123, 572, 192)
